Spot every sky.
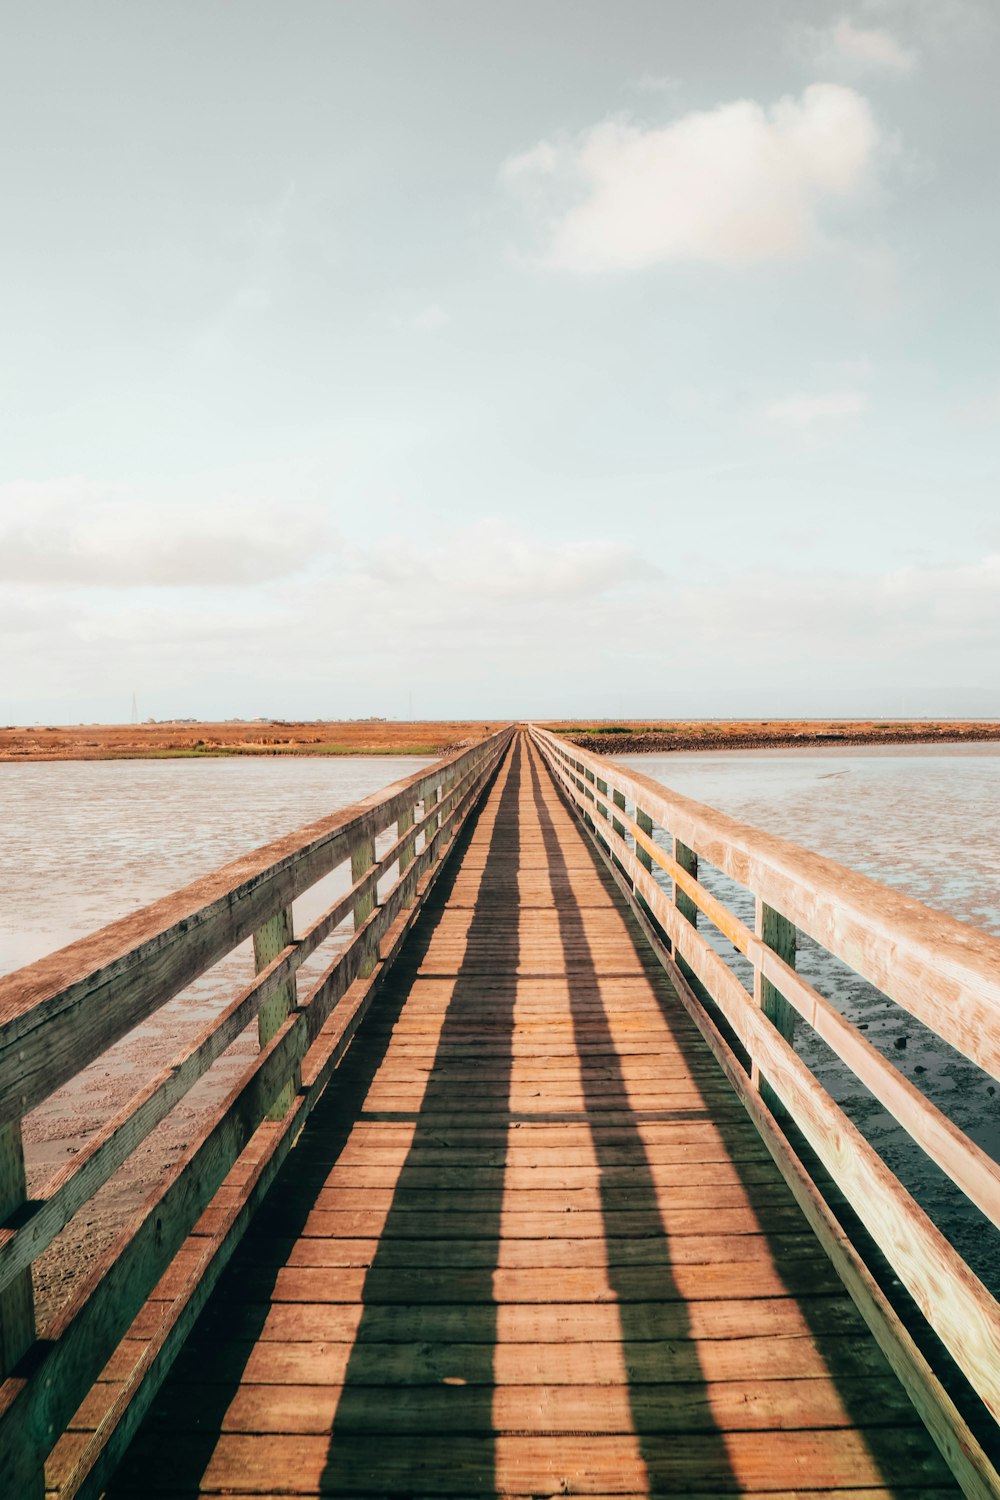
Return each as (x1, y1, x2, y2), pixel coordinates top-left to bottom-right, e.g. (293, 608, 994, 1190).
(2, 0, 998, 722)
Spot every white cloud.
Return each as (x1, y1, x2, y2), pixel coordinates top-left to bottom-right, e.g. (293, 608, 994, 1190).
(361, 519, 657, 603)
(630, 74, 681, 94)
(501, 84, 882, 272)
(0, 481, 331, 587)
(412, 303, 450, 333)
(798, 16, 917, 73)
(763, 391, 867, 429)
(5, 503, 1000, 717)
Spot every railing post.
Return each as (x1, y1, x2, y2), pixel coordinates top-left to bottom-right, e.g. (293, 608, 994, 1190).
(582, 766, 596, 829)
(0, 1122, 42, 1497)
(594, 776, 610, 854)
(673, 837, 697, 973)
(612, 788, 630, 882)
(351, 835, 378, 978)
(753, 900, 797, 1117)
(636, 809, 654, 873)
(397, 803, 417, 906)
(422, 781, 440, 862)
(439, 770, 456, 849)
(252, 907, 299, 1119)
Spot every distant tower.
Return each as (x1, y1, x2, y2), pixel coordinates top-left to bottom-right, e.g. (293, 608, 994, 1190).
(131, 691, 139, 725)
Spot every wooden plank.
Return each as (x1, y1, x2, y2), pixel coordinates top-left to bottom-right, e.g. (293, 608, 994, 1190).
(137, 1331, 890, 1391)
(147, 1294, 869, 1347)
(195, 1259, 839, 1306)
(107, 1427, 953, 1495)
(222, 1232, 823, 1273)
(126, 1375, 919, 1437)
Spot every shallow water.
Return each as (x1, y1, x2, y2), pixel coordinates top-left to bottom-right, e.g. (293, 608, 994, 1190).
(0, 755, 432, 977)
(0, 755, 431, 1322)
(623, 743, 1000, 1291)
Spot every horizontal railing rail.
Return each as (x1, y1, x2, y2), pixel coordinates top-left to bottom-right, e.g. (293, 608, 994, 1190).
(530, 724, 1000, 1500)
(0, 726, 514, 1499)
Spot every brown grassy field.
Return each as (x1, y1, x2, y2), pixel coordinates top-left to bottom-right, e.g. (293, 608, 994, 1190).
(2, 717, 999, 761)
(0, 719, 505, 761)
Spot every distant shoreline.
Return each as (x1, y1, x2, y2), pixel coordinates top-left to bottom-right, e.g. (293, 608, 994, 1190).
(2, 719, 999, 762)
(563, 724, 1000, 756)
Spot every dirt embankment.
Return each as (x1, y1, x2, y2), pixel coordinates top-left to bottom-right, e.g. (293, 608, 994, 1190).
(544, 721, 1000, 756)
(0, 719, 504, 762)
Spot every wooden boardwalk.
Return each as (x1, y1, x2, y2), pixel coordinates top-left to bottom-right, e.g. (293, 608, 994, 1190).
(88, 734, 957, 1497)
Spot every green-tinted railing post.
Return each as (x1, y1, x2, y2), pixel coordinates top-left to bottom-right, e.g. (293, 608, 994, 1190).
(398, 803, 416, 905)
(594, 776, 610, 854)
(0, 1121, 42, 1496)
(672, 838, 698, 976)
(423, 782, 440, 850)
(753, 900, 797, 1118)
(351, 836, 378, 978)
(635, 807, 655, 921)
(252, 907, 299, 1119)
(612, 788, 629, 881)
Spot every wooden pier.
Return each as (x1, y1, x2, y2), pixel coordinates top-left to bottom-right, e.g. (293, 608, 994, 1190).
(1, 729, 998, 1497)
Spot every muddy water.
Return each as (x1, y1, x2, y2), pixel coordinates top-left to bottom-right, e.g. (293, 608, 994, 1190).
(1, 755, 430, 1322)
(625, 743, 1000, 1292)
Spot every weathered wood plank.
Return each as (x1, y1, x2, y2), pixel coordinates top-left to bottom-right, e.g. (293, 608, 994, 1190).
(107, 1426, 952, 1494)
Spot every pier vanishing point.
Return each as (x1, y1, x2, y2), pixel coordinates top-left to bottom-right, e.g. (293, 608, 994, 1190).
(1, 727, 999, 1497)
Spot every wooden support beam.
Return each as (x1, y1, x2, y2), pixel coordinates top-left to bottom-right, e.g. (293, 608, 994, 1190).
(397, 805, 416, 905)
(0, 1123, 43, 1499)
(252, 908, 298, 1120)
(753, 900, 797, 1118)
(594, 777, 610, 854)
(351, 838, 377, 978)
(611, 789, 630, 884)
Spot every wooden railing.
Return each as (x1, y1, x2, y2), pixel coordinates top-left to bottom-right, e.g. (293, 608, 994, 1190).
(0, 726, 513, 1499)
(530, 724, 1000, 1500)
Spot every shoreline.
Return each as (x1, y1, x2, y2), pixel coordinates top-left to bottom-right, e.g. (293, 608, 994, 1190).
(2, 719, 999, 762)
(564, 726, 1000, 756)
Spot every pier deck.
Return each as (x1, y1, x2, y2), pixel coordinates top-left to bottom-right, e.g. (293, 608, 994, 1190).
(97, 736, 955, 1496)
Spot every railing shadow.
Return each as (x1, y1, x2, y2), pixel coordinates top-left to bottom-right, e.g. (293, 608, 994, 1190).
(524, 747, 740, 1492)
(317, 735, 524, 1490)
(104, 741, 517, 1497)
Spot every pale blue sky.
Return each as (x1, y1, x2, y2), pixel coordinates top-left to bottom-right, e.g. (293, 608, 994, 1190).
(2, 0, 998, 721)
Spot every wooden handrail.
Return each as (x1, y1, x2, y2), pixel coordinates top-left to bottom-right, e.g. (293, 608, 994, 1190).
(532, 728, 1000, 1078)
(530, 724, 1000, 1500)
(0, 727, 514, 1498)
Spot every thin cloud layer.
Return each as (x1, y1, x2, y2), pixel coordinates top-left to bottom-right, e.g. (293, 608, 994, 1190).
(8, 534, 1000, 717)
(501, 84, 882, 271)
(764, 391, 866, 429)
(362, 521, 657, 603)
(0, 483, 330, 588)
(797, 16, 917, 73)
